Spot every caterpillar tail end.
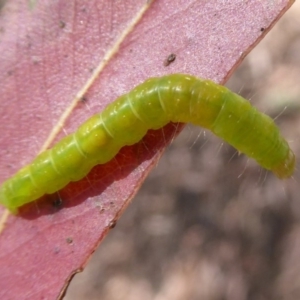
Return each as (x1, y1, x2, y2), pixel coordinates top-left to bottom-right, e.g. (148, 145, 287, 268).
(272, 149, 296, 179)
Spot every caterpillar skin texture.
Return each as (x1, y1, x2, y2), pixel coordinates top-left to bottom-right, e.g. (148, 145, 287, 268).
(0, 74, 295, 213)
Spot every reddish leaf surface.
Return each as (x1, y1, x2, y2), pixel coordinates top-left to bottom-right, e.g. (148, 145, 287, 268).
(0, 0, 294, 299)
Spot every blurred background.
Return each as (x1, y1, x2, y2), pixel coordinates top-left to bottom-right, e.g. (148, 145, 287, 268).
(66, 2, 300, 299)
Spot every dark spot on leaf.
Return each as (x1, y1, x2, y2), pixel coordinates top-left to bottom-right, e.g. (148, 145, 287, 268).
(108, 220, 117, 229)
(59, 21, 66, 29)
(66, 237, 73, 244)
(164, 53, 176, 66)
(80, 96, 88, 103)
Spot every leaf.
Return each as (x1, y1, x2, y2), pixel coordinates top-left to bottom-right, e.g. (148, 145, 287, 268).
(0, 0, 294, 299)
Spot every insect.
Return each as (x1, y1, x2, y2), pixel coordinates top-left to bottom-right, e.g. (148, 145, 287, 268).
(0, 74, 295, 213)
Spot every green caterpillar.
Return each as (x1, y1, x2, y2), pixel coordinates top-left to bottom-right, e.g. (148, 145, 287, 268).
(0, 74, 295, 213)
